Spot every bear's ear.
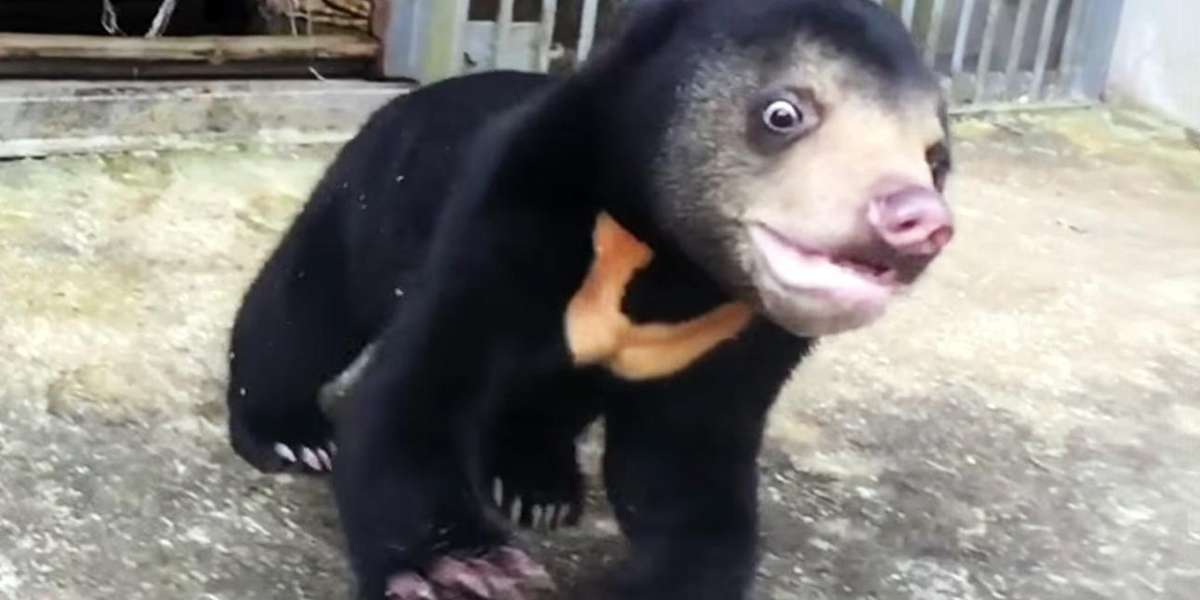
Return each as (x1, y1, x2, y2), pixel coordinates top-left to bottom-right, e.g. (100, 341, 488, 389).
(581, 0, 693, 75)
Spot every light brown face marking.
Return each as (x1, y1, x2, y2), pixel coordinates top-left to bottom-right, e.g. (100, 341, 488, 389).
(565, 213, 753, 381)
(654, 39, 950, 337)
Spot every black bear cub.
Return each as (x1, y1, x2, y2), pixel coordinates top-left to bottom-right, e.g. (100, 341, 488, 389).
(227, 1, 955, 598)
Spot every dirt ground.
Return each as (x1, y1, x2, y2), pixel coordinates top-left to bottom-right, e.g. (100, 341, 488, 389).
(0, 107, 1197, 600)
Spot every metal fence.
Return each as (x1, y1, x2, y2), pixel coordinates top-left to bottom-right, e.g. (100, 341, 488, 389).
(879, 0, 1126, 111)
(381, 0, 1124, 111)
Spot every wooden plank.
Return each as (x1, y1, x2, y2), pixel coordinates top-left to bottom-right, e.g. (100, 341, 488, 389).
(0, 33, 378, 63)
(2, 0, 163, 6)
(0, 58, 372, 79)
(0, 80, 409, 158)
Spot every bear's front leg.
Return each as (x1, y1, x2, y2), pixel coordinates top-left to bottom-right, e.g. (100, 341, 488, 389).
(333, 297, 558, 600)
(594, 349, 789, 600)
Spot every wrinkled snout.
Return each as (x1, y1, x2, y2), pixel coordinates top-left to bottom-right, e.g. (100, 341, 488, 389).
(867, 186, 954, 256)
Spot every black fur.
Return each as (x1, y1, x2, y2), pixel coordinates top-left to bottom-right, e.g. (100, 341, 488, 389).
(227, 1, 934, 598)
(227, 71, 555, 472)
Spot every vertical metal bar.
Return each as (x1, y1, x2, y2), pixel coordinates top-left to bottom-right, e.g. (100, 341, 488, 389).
(1057, 0, 1087, 95)
(537, 0, 558, 72)
(374, 0, 414, 79)
(1031, 0, 1064, 99)
(901, 0, 917, 30)
(924, 0, 947, 66)
(1005, 0, 1035, 98)
(494, 0, 514, 69)
(951, 0, 977, 75)
(449, 0, 470, 75)
(375, 0, 460, 82)
(577, 0, 600, 65)
(1073, 0, 1126, 100)
(973, 0, 1003, 103)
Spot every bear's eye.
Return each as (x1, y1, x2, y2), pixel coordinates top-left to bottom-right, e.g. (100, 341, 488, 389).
(763, 100, 802, 132)
(760, 95, 820, 138)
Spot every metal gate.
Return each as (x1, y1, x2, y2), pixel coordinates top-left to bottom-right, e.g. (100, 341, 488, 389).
(379, 0, 1124, 111)
(877, 0, 1125, 110)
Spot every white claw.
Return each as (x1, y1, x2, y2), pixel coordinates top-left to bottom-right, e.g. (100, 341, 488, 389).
(510, 498, 522, 523)
(300, 447, 322, 471)
(316, 449, 333, 471)
(273, 443, 297, 463)
(531, 505, 543, 528)
(492, 478, 504, 507)
(327, 441, 338, 455)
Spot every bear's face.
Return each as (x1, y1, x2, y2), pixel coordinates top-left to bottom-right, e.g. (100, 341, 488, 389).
(649, 1, 954, 337)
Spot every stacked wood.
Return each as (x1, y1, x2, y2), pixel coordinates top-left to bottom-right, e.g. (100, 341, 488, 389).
(258, 0, 372, 34)
(0, 32, 378, 77)
(0, 33, 376, 61)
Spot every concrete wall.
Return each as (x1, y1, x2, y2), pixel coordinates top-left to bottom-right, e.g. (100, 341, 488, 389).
(1107, 1, 1200, 129)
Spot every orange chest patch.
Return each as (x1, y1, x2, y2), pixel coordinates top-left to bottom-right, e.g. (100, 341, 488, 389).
(564, 213, 753, 381)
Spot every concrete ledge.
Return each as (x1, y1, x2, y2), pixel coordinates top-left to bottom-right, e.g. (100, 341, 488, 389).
(0, 79, 412, 158)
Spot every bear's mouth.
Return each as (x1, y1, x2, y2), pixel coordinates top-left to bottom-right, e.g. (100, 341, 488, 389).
(747, 223, 902, 297)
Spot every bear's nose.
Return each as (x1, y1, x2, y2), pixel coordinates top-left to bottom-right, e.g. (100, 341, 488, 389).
(867, 185, 954, 256)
